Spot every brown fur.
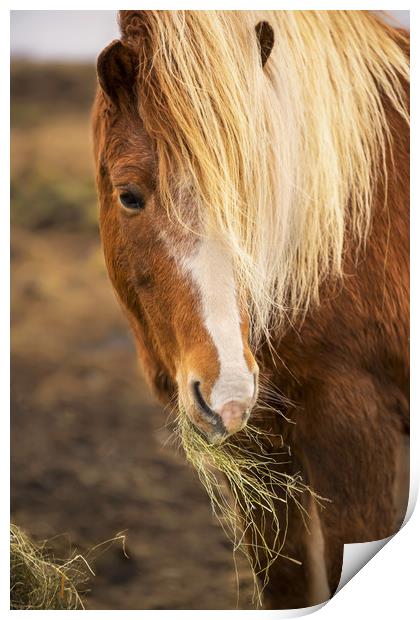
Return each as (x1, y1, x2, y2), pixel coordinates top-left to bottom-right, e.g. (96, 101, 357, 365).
(249, 79, 409, 606)
(92, 23, 409, 609)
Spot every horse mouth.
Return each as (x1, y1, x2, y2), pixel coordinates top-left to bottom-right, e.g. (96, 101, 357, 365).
(186, 381, 252, 445)
(190, 421, 228, 446)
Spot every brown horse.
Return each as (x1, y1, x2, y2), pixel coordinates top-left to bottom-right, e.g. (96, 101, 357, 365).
(92, 10, 409, 609)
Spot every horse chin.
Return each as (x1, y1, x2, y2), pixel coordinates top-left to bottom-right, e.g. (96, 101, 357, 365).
(179, 404, 226, 446)
(193, 423, 227, 446)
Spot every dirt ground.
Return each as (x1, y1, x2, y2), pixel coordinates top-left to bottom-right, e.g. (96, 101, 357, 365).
(11, 228, 255, 609)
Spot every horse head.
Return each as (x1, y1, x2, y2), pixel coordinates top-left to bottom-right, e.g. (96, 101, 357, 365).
(92, 25, 274, 442)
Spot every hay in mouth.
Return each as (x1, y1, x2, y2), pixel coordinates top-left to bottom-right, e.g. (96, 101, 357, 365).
(177, 413, 328, 603)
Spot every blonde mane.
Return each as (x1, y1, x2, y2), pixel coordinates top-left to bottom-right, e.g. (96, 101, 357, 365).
(120, 10, 409, 342)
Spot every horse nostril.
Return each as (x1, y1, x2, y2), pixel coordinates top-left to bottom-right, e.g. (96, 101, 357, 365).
(191, 381, 227, 435)
(192, 381, 213, 418)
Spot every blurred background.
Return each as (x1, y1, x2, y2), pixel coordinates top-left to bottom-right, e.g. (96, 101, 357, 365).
(10, 10, 409, 610)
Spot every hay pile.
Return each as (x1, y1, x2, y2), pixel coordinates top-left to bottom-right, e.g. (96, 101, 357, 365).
(10, 524, 93, 610)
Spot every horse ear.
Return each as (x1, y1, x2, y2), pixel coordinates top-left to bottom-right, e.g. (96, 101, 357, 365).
(255, 21, 274, 68)
(97, 40, 138, 105)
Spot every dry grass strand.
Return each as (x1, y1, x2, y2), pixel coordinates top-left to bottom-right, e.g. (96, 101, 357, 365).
(177, 415, 327, 603)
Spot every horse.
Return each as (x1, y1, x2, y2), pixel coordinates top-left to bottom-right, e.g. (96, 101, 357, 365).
(92, 10, 409, 609)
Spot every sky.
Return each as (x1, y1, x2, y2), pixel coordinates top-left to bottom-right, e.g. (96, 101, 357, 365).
(10, 11, 120, 60)
(10, 10, 410, 61)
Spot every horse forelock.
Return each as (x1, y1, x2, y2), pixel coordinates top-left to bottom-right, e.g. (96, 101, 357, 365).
(118, 10, 409, 343)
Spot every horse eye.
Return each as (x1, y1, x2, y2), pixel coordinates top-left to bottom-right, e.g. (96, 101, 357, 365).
(118, 189, 145, 210)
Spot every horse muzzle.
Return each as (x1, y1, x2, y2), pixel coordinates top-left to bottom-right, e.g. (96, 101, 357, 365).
(185, 372, 258, 444)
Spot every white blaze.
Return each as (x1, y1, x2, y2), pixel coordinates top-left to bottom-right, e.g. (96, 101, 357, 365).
(181, 238, 255, 412)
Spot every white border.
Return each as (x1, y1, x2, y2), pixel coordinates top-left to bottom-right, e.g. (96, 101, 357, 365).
(4, 5, 417, 618)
